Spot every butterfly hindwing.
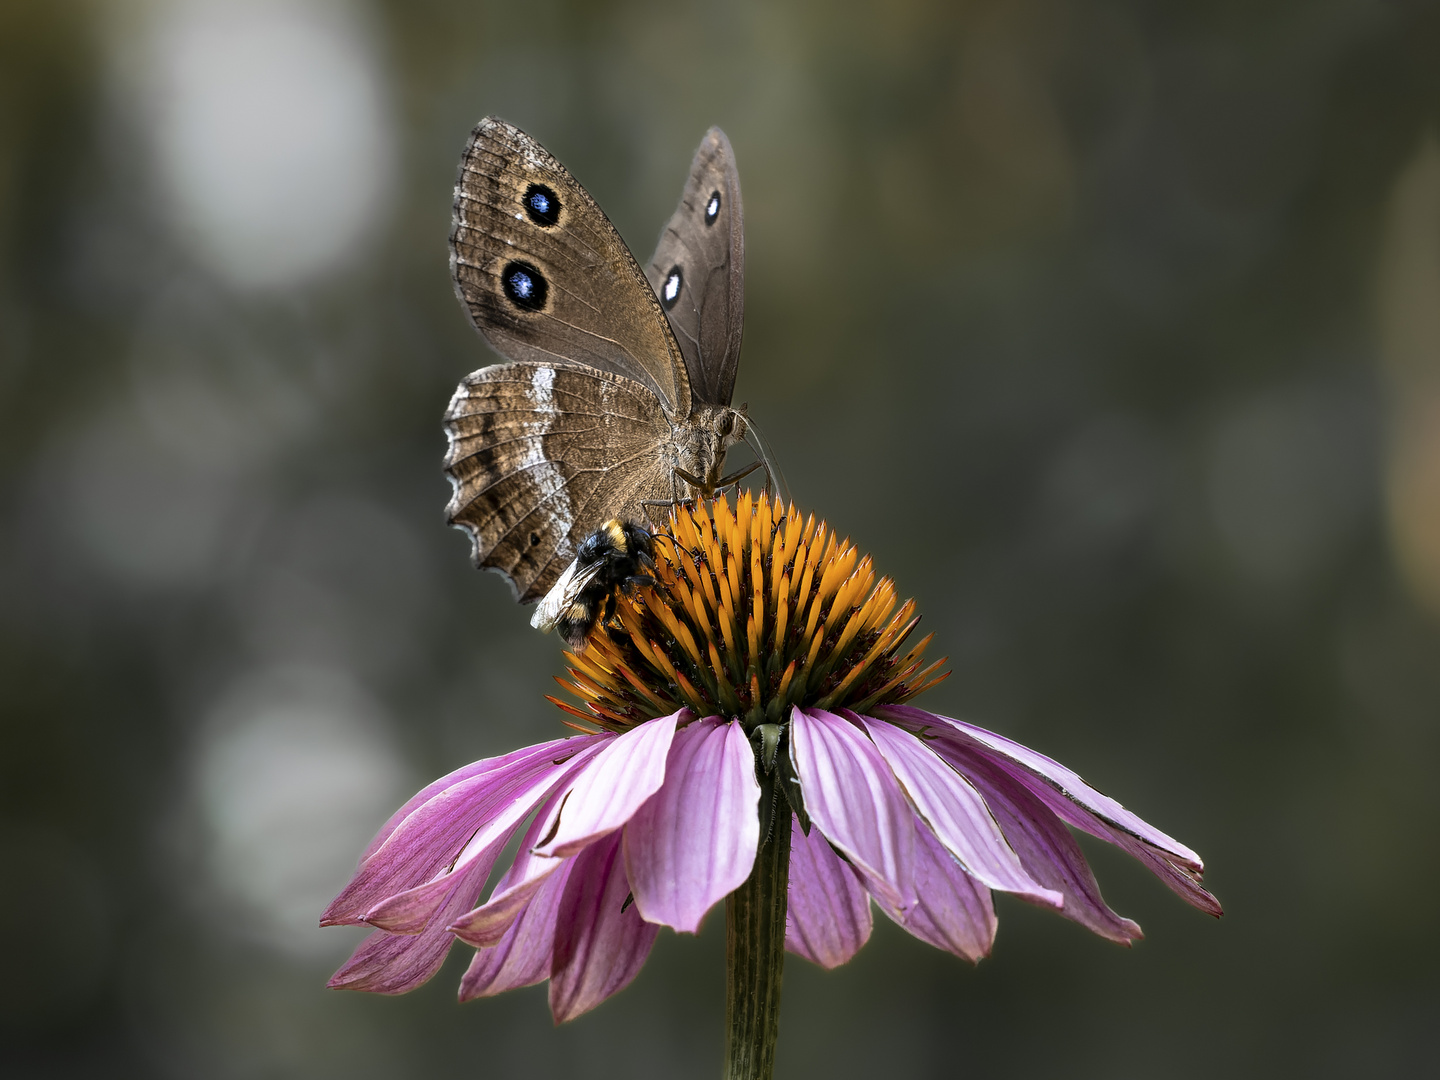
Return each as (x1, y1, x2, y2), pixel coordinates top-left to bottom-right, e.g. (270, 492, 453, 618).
(646, 126, 745, 407)
(443, 362, 675, 602)
(450, 117, 693, 418)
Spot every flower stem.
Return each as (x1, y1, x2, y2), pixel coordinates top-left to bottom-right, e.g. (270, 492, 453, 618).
(724, 788, 792, 1080)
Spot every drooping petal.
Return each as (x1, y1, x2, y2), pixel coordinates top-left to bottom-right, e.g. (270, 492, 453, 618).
(877, 704, 1201, 864)
(328, 862, 487, 994)
(785, 816, 872, 969)
(535, 711, 683, 858)
(877, 704, 1222, 916)
(548, 831, 659, 1023)
(454, 714, 685, 947)
(358, 761, 492, 863)
(448, 785, 576, 948)
(322, 735, 605, 927)
(358, 737, 582, 862)
(458, 857, 577, 1001)
(788, 707, 916, 909)
(360, 740, 606, 933)
(875, 820, 997, 963)
(856, 713, 1061, 908)
(954, 749, 1142, 944)
(624, 717, 760, 933)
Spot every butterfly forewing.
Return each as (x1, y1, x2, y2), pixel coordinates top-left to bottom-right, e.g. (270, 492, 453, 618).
(450, 118, 692, 417)
(444, 362, 674, 602)
(646, 126, 745, 407)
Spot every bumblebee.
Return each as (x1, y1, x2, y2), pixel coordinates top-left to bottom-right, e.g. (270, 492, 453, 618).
(530, 520, 657, 649)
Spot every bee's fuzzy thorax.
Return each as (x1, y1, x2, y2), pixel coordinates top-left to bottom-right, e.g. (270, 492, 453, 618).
(549, 493, 948, 733)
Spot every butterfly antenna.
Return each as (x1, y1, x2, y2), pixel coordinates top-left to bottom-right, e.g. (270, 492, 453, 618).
(742, 417, 791, 506)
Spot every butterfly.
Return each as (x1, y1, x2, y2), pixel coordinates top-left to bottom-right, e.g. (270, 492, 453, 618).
(443, 118, 765, 604)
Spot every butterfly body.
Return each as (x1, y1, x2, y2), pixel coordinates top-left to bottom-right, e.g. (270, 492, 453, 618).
(444, 118, 754, 604)
(668, 401, 747, 493)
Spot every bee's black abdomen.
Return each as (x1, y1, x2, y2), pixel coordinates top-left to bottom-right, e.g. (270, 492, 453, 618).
(555, 599, 599, 648)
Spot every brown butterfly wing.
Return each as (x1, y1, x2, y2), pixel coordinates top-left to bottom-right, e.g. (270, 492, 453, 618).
(451, 117, 692, 419)
(443, 362, 675, 602)
(646, 127, 745, 407)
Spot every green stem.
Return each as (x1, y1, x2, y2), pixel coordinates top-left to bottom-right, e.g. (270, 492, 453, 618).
(724, 791, 792, 1080)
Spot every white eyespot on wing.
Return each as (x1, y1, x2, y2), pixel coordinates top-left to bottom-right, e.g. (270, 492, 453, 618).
(530, 557, 602, 631)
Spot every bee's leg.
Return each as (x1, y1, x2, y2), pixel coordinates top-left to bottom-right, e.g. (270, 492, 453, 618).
(643, 531, 686, 577)
(636, 545, 659, 573)
(622, 574, 658, 594)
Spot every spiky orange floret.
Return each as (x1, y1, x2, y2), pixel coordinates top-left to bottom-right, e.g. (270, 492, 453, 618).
(553, 493, 948, 733)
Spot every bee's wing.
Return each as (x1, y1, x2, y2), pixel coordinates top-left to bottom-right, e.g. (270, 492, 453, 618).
(530, 557, 605, 633)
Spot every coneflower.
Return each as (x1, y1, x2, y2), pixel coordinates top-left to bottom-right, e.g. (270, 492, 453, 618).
(323, 493, 1220, 1079)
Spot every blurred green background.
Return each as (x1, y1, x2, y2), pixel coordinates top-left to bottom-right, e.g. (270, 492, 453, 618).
(4, 0, 1440, 1076)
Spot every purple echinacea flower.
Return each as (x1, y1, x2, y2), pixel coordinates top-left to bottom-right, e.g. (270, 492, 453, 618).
(323, 493, 1219, 1025)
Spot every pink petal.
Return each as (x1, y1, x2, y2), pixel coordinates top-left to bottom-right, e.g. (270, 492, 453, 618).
(548, 831, 659, 1023)
(875, 821, 997, 963)
(785, 815, 872, 969)
(458, 857, 577, 1001)
(322, 735, 604, 927)
(360, 758, 494, 862)
(359, 737, 584, 862)
(1127, 842, 1221, 914)
(878, 704, 1201, 866)
(451, 715, 686, 947)
(877, 705, 1221, 915)
(624, 717, 760, 933)
(956, 750, 1143, 944)
(448, 785, 576, 947)
(361, 740, 606, 933)
(788, 707, 916, 910)
(328, 862, 486, 994)
(535, 711, 683, 858)
(856, 713, 1062, 908)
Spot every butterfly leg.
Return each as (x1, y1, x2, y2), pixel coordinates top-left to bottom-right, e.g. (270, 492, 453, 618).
(641, 467, 695, 528)
(711, 459, 764, 495)
(669, 467, 709, 501)
(641, 499, 683, 532)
